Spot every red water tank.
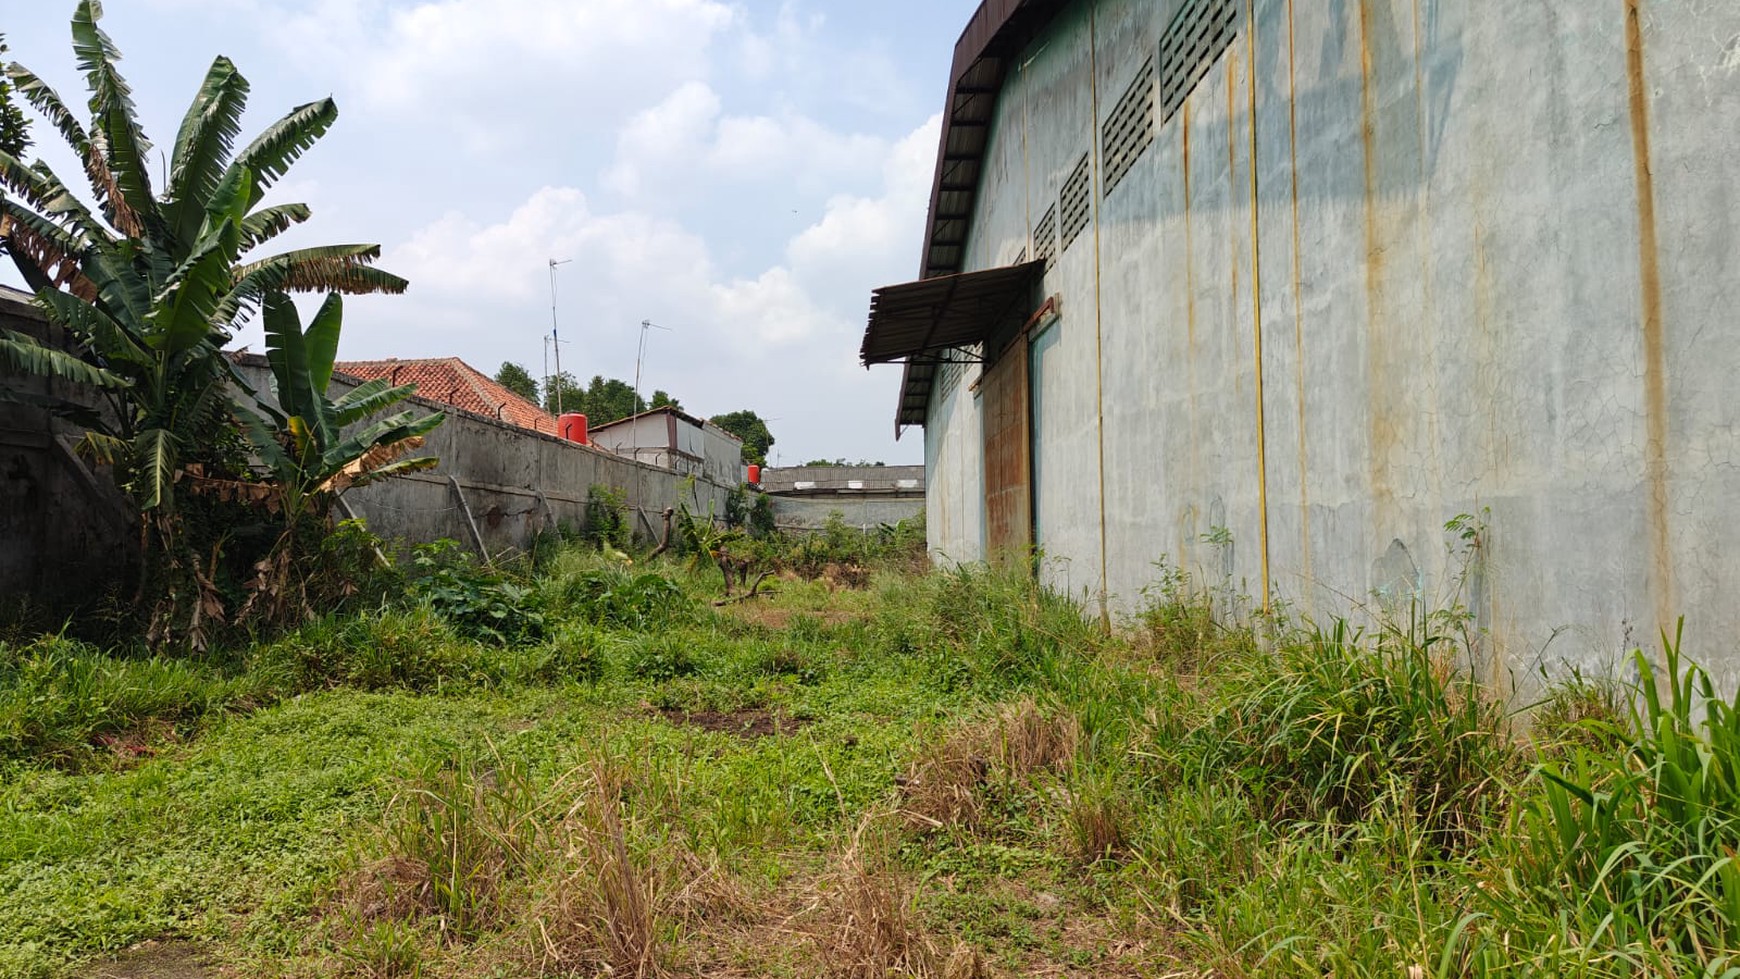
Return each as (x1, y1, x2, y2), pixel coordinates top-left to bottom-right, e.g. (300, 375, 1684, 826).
(746, 464, 761, 485)
(559, 413, 589, 445)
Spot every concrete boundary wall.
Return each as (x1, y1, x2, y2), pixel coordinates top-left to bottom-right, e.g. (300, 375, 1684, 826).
(0, 289, 136, 602)
(230, 357, 734, 557)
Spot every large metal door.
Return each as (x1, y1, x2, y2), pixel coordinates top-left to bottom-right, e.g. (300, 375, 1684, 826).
(980, 339, 1032, 568)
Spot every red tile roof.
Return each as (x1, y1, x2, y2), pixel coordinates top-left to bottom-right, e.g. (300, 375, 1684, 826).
(335, 357, 558, 435)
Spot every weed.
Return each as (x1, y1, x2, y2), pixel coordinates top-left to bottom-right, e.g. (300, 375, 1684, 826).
(409, 542, 547, 646)
(624, 634, 701, 683)
(384, 749, 542, 941)
(901, 698, 1080, 833)
(1487, 628, 1740, 963)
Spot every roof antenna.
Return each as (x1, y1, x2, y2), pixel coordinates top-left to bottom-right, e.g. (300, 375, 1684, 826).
(547, 258, 572, 414)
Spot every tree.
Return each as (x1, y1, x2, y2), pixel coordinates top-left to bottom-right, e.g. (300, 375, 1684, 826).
(650, 390, 680, 411)
(494, 361, 538, 404)
(543, 373, 648, 425)
(710, 410, 774, 466)
(803, 458, 887, 468)
(0, 0, 408, 518)
(242, 292, 444, 526)
(0, 35, 28, 159)
(229, 292, 443, 625)
(0, 1, 409, 642)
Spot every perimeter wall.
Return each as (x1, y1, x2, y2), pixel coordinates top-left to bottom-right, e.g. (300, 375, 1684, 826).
(924, 0, 1740, 691)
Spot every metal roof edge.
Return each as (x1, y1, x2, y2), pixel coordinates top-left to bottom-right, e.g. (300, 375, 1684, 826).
(901, 0, 1073, 432)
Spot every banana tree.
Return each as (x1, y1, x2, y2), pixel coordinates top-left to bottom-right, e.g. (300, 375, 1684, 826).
(238, 292, 445, 526)
(0, 0, 408, 517)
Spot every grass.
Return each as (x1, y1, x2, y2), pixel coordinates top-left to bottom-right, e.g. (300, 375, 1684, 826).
(2, 544, 1737, 977)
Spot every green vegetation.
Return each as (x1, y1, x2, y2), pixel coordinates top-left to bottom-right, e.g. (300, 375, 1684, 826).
(3, 532, 1736, 978)
(0, 2, 430, 647)
(539, 372, 677, 424)
(0, 34, 28, 158)
(710, 408, 774, 466)
(491, 362, 539, 404)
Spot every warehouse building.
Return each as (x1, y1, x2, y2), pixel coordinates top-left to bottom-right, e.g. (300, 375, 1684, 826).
(860, 0, 1740, 688)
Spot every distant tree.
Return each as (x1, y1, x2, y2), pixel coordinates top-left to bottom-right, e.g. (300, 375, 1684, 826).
(493, 362, 538, 404)
(0, 35, 29, 158)
(542, 371, 583, 415)
(711, 410, 774, 466)
(650, 390, 681, 411)
(542, 373, 648, 425)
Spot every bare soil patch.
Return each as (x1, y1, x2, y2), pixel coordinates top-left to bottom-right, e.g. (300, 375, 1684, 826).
(658, 706, 812, 739)
(87, 940, 213, 979)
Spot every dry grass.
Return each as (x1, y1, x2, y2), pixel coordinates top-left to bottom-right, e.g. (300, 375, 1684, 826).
(523, 760, 662, 977)
(899, 698, 1080, 831)
(803, 818, 989, 979)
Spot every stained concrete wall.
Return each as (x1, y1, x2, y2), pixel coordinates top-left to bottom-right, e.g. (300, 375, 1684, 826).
(231, 358, 735, 557)
(923, 0, 1740, 689)
(0, 288, 136, 604)
(769, 496, 926, 534)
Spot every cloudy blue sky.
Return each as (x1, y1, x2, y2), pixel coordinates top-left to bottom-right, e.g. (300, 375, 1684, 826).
(4, 0, 981, 464)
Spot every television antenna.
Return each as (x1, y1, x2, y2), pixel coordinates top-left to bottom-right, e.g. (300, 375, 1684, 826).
(546, 258, 572, 414)
(633, 319, 673, 416)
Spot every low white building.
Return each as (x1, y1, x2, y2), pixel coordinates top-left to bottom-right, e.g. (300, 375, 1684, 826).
(587, 407, 746, 487)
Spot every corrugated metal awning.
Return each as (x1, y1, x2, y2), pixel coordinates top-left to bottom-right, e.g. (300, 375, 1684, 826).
(860, 261, 1044, 368)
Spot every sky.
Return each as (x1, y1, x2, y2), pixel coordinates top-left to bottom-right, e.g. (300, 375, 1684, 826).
(3, 0, 982, 465)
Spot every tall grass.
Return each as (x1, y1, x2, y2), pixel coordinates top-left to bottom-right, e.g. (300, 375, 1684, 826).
(1471, 627, 1740, 971)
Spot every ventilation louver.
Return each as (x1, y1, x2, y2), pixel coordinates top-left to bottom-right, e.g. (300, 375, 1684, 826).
(1159, 0, 1244, 125)
(1102, 55, 1157, 195)
(1060, 154, 1091, 252)
(1034, 205, 1059, 270)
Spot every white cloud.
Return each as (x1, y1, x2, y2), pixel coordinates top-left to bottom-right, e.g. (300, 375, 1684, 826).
(365, 111, 942, 460)
(602, 82, 889, 206)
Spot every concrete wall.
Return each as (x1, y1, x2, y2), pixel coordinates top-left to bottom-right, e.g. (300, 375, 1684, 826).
(0, 289, 136, 604)
(760, 465, 924, 494)
(232, 359, 735, 557)
(769, 496, 926, 534)
(924, 0, 1740, 689)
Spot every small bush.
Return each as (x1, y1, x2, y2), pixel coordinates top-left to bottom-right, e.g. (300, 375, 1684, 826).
(540, 623, 606, 684)
(624, 634, 700, 683)
(0, 634, 252, 763)
(1197, 617, 1512, 854)
(555, 568, 692, 632)
(583, 485, 633, 551)
(410, 541, 547, 646)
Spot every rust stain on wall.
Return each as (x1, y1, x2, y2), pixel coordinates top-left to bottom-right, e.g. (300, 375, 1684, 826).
(1626, 0, 1676, 631)
(1226, 44, 1242, 305)
(1182, 102, 1202, 494)
(1357, 0, 1396, 515)
(1285, 0, 1313, 589)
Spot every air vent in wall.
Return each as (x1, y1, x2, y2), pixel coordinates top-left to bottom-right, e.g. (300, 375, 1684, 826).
(1034, 205, 1058, 270)
(1158, 0, 1243, 125)
(1102, 55, 1156, 195)
(1060, 153, 1092, 252)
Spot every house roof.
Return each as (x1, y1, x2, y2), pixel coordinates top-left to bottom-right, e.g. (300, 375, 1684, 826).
(335, 357, 557, 435)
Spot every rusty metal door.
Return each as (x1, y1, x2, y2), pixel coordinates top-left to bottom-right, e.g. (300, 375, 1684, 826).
(980, 339, 1032, 569)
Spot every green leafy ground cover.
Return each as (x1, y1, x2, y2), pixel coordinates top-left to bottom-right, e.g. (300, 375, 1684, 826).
(2, 546, 1736, 978)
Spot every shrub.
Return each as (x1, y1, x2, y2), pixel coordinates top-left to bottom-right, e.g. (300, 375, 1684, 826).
(624, 634, 700, 683)
(1197, 617, 1512, 855)
(0, 634, 247, 762)
(554, 568, 692, 632)
(583, 485, 633, 552)
(409, 541, 547, 647)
